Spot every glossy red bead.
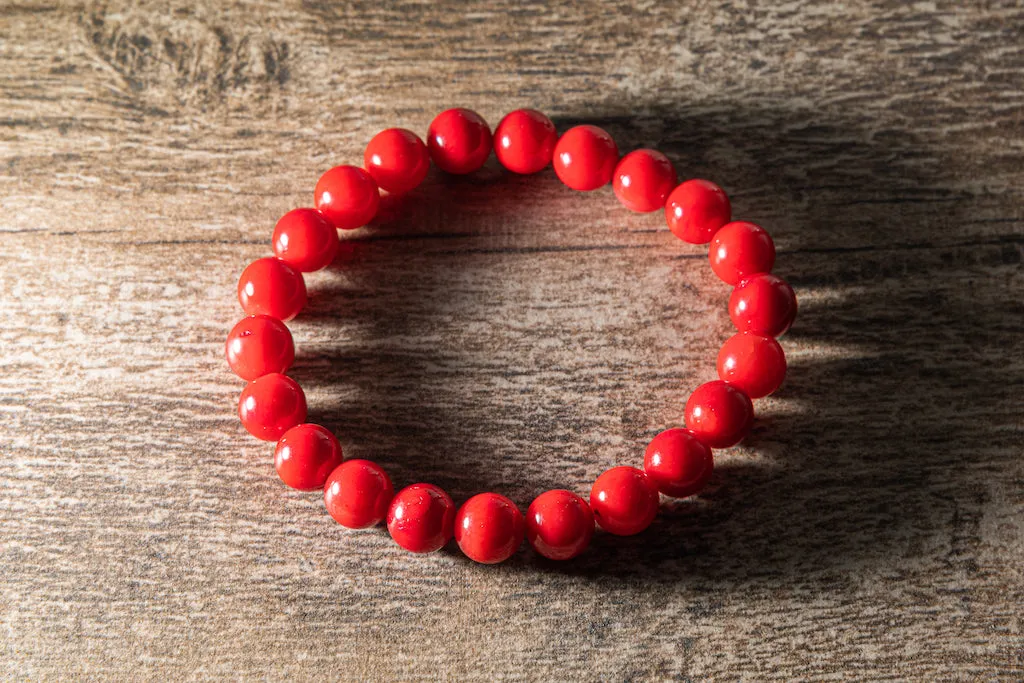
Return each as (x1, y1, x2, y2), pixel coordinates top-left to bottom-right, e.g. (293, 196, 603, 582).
(272, 208, 339, 273)
(684, 380, 754, 449)
(589, 466, 660, 536)
(612, 149, 678, 213)
(525, 489, 594, 561)
(494, 109, 558, 174)
(729, 273, 798, 337)
(665, 179, 732, 244)
(709, 221, 776, 285)
(454, 493, 525, 564)
(274, 423, 343, 491)
(553, 125, 619, 191)
(314, 165, 380, 230)
(363, 128, 430, 195)
(225, 315, 294, 381)
(237, 257, 307, 322)
(387, 483, 456, 553)
(238, 373, 307, 442)
(427, 108, 492, 175)
(324, 459, 394, 528)
(643, 428, 714, 498)
(717, 332, 787, 399)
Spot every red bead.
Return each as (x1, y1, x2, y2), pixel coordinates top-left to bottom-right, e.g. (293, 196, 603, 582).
(717, 332, 787, 398)
(552, 125, 619, 191)
(589, 466, 659, 536)
(454, 493, 525, 564)
(684, 380, 754, 449)
(238, 373, 307, 442)
(494, 109, 557, 174)
(274, 423, 343, 491)
(237, 257, 307, 322)
(272, 208, 338, 273)
(324, 459, 394, 528)
(709, 221, 776, 285)
(387, 483, 456, 553)
(363, 128, 430, 195)
(665, 179, 732, 244)
(314, 165, 380, 230)
(612, 149, 678, 213)
(643, 428, 714, 498)
(225, 315, 295, 381)
(525, 489, 594, 561)
(426, 108, 492, 175)
(729, 273, 798, 337)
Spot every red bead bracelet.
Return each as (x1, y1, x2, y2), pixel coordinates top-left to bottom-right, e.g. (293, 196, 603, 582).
(227, 107, 798, 564)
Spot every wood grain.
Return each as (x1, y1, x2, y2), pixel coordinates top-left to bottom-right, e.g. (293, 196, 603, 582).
(1, 1, 1023, 680)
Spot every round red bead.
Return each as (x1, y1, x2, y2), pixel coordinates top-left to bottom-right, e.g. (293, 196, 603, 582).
(717, 332, 787, 398)
(225, 315, 295, 381)
(589, 466, 659, 536)
(643, 428, 714, 498)
(363, 128, 430, 195)
(274, 423, 343, 491)
(665, 179, 732, 244)
(729, 273, 798, 337)
(454, 493, 525, 564)
(494, 109, 557, 174)
(272, 208, 339, 273)
(314, 165, 380, 230)
(612, 149, 677, 213)
(238, 373, 307, 442)
(427, 108, 492, 175)
(684, 380, 754, 449)
(387, 483, 456, 553)
(709, 221, 776, 285)
(525, 489, 594, 561)
(324, 459, 394, 528)
(552, 125, 619, 191)
(237, 257, 307, 322)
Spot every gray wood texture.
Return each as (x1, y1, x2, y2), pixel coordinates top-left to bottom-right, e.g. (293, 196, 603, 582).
(2, 1, 1023, 679)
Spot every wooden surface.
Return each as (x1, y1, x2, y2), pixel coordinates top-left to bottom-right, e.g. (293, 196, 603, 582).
(2, 1, 1023, 679)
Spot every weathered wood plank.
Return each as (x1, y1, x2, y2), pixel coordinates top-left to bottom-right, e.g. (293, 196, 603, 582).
(1, 1, 1022, 679)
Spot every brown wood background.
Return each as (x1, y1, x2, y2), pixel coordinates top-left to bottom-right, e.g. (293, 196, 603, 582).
(2, 1, 1023, 680)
